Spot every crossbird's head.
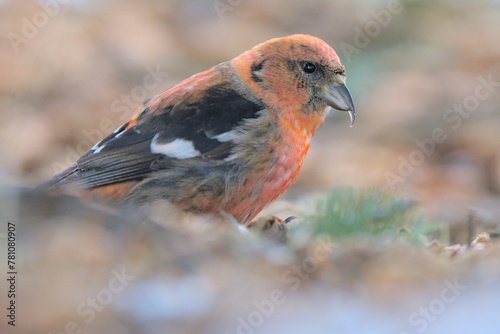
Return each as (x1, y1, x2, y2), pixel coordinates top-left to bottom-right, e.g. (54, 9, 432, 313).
(231, 34, 356, 129)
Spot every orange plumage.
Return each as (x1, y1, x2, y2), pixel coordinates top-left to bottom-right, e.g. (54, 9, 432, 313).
(40, 34, 355, 224)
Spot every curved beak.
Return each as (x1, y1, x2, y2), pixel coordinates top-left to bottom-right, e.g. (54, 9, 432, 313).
(320, 83, 356, 127)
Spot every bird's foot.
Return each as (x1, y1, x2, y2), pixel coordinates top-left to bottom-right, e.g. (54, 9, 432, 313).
(246, 215, 293, 243)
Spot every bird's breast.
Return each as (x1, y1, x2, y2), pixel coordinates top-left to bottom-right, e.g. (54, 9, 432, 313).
(223, 127, 312, 223)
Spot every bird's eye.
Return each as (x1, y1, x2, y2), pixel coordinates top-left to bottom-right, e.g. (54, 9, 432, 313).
(302, 62, 317, 74)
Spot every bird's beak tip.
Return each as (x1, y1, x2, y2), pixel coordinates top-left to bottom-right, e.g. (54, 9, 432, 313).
(320, 83, 356, 127)
(348, 109, 355, 127)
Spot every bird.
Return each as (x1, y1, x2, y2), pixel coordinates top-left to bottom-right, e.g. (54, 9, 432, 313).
(39, 34, 355, 225)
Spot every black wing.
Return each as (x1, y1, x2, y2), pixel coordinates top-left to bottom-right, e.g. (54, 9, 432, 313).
(40, 83, 264, 189)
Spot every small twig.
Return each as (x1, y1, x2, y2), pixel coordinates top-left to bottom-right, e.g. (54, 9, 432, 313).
(219, 210, 254, 240)
(466, 209, 476, 247)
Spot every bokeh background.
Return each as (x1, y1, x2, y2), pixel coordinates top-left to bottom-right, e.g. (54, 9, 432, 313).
(1, 0, 500, 333)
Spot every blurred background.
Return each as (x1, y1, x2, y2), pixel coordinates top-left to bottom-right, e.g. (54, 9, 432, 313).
(1, 0, 500, 333)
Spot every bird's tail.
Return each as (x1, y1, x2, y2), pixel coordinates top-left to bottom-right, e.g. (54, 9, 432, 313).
(36, 165, 78, 190)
